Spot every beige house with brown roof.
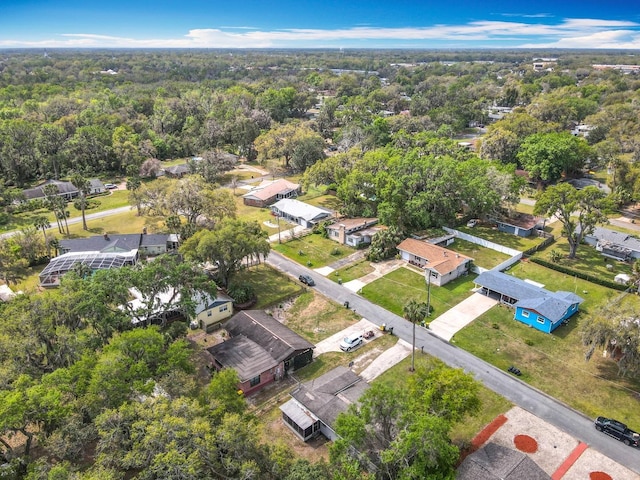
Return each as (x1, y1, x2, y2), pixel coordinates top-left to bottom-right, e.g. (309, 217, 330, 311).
(326, 217, 382, 247)
(397, 238, 473, 286)
(242, 179, 301, 207)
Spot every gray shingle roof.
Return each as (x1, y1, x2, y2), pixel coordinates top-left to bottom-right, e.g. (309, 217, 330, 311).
(22, 180, 78, 200)
(271, 199, 333, 223)
(583, 226, 640, 253)
(476, 271, 583, 323)
(60, 234, 142, 254)
(288, 366, 369, 427)
(224, 310, 314, 363)
(207, 335, 278, 382)
(139, 233, 170, 247)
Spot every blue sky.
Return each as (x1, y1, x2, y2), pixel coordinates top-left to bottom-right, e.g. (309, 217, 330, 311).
(1, 0, 640, 49)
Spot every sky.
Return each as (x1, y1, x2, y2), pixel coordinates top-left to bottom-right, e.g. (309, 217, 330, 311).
(1, 0, 640, 49)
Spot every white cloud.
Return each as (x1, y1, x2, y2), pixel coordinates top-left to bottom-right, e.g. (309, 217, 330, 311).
(0, 17, 639, 48)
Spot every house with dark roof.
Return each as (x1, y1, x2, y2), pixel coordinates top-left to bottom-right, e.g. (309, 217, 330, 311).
(279, 366, 369, 441)
(457, 442, 550, 480)
(495, 213, 543, 238)
(41, 233, 177, 287)
(474, 271, 583, 333)
(271, 199, 333, 228)
(88, 178, 106, 194)
(22, 179, 79, 202)
(326, 217, 383, 247)
(580, 226, 640, 262)
(164, 164, 190, 178)
(207, 310, 315, 395)
(396, 238, 473, 286)
(242, 179, 301, 207)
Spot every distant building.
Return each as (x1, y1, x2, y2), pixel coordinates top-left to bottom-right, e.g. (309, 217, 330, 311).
(40, 233, 178, 287)
(271, 199, 333, 228)
(326, 217, 382, 247)
(242, 179, 301, 207)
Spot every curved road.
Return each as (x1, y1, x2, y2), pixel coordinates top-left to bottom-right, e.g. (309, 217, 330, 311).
(266, 250, 640, 474)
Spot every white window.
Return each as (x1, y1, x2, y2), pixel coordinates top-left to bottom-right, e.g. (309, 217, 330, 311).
(207, 311, 212, 317)
(537, 316, 545, 324)
(219, 304, 228, 312)
(521, 310, 529, 318)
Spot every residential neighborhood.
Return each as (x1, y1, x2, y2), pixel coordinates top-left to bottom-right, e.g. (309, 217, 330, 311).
(2, 46, 640, 479)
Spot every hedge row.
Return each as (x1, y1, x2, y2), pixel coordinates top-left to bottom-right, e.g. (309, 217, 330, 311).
(529, 257, 628, 291)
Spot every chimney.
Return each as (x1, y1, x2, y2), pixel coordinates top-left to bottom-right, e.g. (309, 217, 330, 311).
(338, 224, 346, 244)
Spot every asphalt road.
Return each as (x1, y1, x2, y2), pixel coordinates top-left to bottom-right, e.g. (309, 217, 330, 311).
(266, 250, 640, 474)
(0, 205, 133, 240)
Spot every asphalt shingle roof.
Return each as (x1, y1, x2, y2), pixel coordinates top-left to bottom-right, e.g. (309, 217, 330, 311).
(475, 271, 583, 323)
(396, 238, 473, 275)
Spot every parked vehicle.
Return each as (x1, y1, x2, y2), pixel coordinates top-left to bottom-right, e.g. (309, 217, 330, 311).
(340, 333, 363, 352)
(594, 417, 640, 447)
(104, 183, 118, 189)
(466, 219, 478, 228)
(298, 274, 315, 286)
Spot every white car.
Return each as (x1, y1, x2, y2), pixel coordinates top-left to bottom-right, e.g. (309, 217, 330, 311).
(466, 219, 478, 228)
(340, 333, 363, 352)
(104, 183, 118, 189)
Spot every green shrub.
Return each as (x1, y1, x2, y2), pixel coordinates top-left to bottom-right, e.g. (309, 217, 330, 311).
(529, 257, 627, 291)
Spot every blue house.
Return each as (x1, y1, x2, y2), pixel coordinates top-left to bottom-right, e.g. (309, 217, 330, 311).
(475, 271, 583, 333)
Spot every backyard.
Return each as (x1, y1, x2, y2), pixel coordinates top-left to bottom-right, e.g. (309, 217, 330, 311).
(454, 261, 640, 428)
(360, 266, 477, 319)
(456, 224, 549, 252)
(446, 238, 511, 270)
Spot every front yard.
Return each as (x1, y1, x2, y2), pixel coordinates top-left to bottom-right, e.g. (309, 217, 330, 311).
(454, 261, 640, 428)
(360, 266, 477, 318)
(272, 233, 356, 268)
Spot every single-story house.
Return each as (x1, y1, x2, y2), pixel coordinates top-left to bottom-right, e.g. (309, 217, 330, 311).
(196, 292, 234, 332)
(242, 179, 301, 207)
(495, 213, 543, 238)
(164, 164, 190, 178)
(22, 179, 79, 202)
(208, 310, 315, 395)
(396, 238, 473, 286)
(41, 233, 177, 287)
(326, 217, 382, 247)
(580, 226, 640, 262)
(475, 271, 583, 333)
(39, 250, 139, 287)
(271, 199, 333, 228)
(280, 366, 369, 442)
(88, 178, 106, 194)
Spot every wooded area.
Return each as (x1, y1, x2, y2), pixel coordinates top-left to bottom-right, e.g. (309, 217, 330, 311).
(2, 47, 640, 478)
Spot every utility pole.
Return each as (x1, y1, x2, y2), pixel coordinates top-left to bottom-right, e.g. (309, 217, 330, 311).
(426, 268, 432, 318)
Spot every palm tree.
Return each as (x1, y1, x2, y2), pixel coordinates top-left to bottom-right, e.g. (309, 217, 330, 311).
(32, 215, 51, 257)
(403, 299, 430, 372)
(70, 173, 91, 230)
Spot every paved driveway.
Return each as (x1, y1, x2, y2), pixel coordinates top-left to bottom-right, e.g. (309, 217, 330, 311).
(428, 292, 497, 341)
(313, 318, 379, 355)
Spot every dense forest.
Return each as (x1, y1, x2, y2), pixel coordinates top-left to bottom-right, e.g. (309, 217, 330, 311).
(2, 48, 640, 479)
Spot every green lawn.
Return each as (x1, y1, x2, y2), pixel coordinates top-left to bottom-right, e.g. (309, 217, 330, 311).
(456, 225, 546, 251)
(329, 259, 375, 284)
(231, 191, 279, 235)
(360, 266, 477, 319)
(454, 260, 640, 427)
(532, 236, 633, 282)
(233, 264, 304, 309)
(272, 233, 356, 268)
(2, 190, 132, 234)
(374, 354, 512, 446)
(447, 238, 511, 269)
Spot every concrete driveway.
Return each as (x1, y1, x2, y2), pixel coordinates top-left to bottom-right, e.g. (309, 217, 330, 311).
(428, 292, 497, 341)
(359, 339, 412, 382)
(313, 318, 378, 355)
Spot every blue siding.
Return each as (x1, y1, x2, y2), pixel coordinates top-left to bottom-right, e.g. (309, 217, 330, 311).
(497, 223, 534, 237)
(515, 303, 580, 333)
(514, 307, 552, 333)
